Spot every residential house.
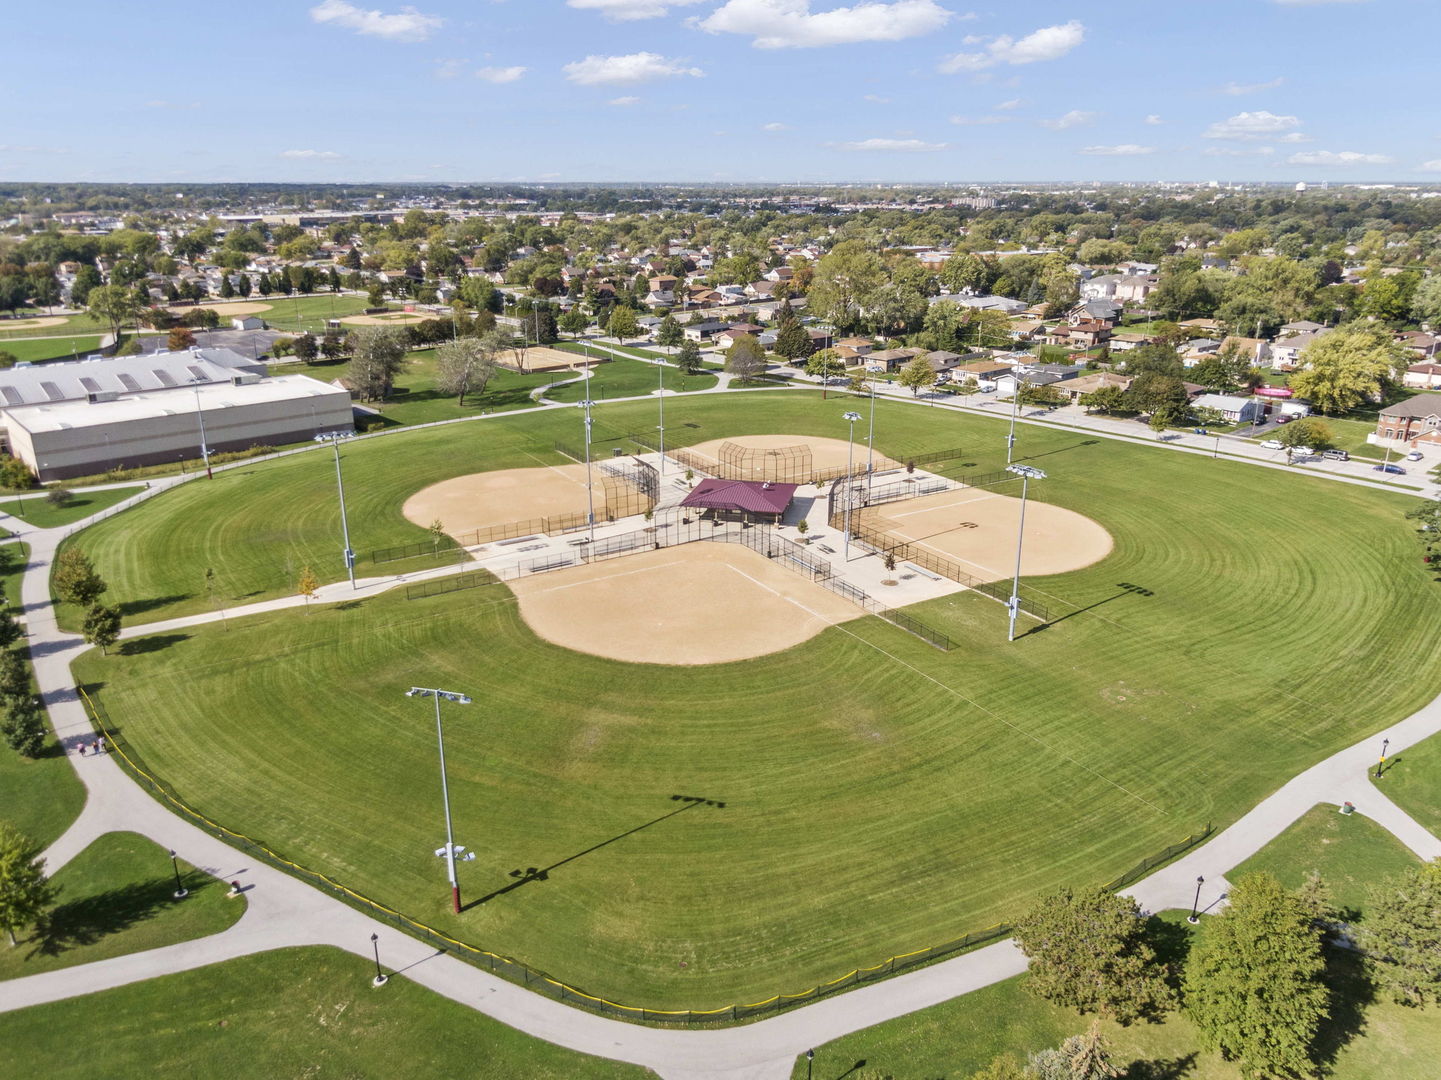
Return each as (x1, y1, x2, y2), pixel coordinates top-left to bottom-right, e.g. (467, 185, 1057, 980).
(1119, 261, 1159, 276)
(1278, 320, 1326, 337)
(834, 337, 874, 356)
(1269, 329, 1329, 370)
(1192, 393, 1265, 423)
(865, 347, 924, 373)
(715, 330, 759, 351)
(1375, 394, 1441, 447)
(1109, 332, 1153, 353)
(1178, 318, 1224, 336)
(1020, 362, 1084, 382)
(1008, 319, 1047, 343)
(763, 266, 794, 283)
(682, 319, 728, 342)
(952, 359, 1016, 386)
(1219, 336, 1272, 368)
(1114, 275, 1160, 304)
(806, 328, 833, 350)
(645, 276, 678, 305)
(1059, 371, 1132, 405)
(744, 280, 778, 300)
(996, 370, 1064, 397)
(920, 350, 976, 376)
(1080, 274, 1122, 301)
(1403, 363, 1441, 390)
(1048, 320, 1112, 350)
(1069, 300, 1122, 326)
(950, 294, 1028, 315)
(1396, 331, 1439, 360)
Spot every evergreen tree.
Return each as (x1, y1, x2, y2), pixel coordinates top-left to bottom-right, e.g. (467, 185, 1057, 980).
(1184, 872, 1328, 1078)
(675, 339, 703, 375)
(1, 698, 45, 758)
(0, 823, 55, 947)
(1362, 859, 1441, 1006)
(1014, 887, 1174, 1023)
(52, 549, 107, 608)
(656, 314, 683, 348)
(773, 318, 813, 361)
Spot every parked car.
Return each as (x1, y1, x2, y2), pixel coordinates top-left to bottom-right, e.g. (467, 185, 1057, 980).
(1260, 439, 1284, 450)
(1374, 463, 1407, 475)
(1405, 450, 1425, 461)
(1273, 414, 1294, 424)
(1322, 449, 1350, 461)
(979, 386, 996, 393)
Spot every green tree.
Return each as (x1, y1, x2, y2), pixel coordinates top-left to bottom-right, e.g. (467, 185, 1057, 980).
(86, 284, 140, 340)
(1362, 859, 1441, 1006)
(1013, 887, 1174, 1023)
(607, 305, 639, 342)
(1184, 872, 1328, 1079)
(321, 330, 347, 361)
(808, 242, 887, 334)
(724, 336, 767, 383)
(1125, 372, 1189, 416)
(52, 548, 107, 608)
(292, 334, 318, 363)
(1276, 416, 1334, 462)
(1289, 324, 1407, 415)
(346, 327, 408, 402)
(82, 604, 122, 656)
(0, 648, 28, 704)
(1, 699, 46, 758)
(966, 1055, 1029, 1080)
(773, 318, 814, 361)
(804, 349, 845, 398)
(1409, 274, 1441, 327)
(896, 354, 937, 397)
(297, 565, 320, 612)
(675, 339, 703, 375)
(0, 823, 55, 947)
(559, 308, 590, 338)
(655, 314, 683, 348)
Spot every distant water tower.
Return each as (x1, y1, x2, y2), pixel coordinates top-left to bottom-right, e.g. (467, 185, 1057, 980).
(1295, 181, 1308, 193)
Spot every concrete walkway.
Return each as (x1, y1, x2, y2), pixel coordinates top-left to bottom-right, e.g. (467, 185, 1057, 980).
(2, 383, 1440, 1080)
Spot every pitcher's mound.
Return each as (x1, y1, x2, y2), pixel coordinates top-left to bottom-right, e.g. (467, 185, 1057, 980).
(510, 543, 859, 665)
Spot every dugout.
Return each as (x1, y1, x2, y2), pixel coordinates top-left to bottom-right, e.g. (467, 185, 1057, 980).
(680, 478, 797, 525)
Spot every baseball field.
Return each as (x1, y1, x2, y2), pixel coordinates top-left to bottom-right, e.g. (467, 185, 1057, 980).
(64, 391, 1441, 1009)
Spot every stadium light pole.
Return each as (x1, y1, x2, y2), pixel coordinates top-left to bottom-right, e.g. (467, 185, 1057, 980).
(842, 411, 862, 562)
(314, 432, 357, 590)
(1004, 463, 1046, 643)
(865, 377, 877, 494)
(579, 399, 597, 544)
(1005, 375, 1028, 465)
(188, 377, 213, 479)
(405, 687, 473, 915)
(657, 360, 666, 480)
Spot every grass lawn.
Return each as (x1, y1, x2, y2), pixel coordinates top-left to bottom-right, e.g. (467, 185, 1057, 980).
(0, 541, 26, 613)
(787, 930, 1441, 1080)
(0, 735, 84, 850)
(271, 352, 551, 427)
(544, 357, 718, 403)
(199, 293, 378, 335)
(0, 312, 112, 340)
(1370, 730, 1441, 841)
(0, 485, 147, 529)
(1, 335, 106, 364)
(67, 392, 1441, 1008)
(1229, 804, 1420, 923)
(0, 946, 651, 1079)
(0, 831, 244, 981)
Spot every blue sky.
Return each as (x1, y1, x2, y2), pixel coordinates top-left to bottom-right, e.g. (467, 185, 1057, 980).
(3, 0, 1437, 184)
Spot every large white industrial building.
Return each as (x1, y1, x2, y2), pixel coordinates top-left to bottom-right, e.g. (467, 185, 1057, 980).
(0, 348, 354, 481)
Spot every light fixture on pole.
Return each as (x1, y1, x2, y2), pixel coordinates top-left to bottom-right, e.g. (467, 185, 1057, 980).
(657, 362, 666, 480)
(1188, 875, 1205, 924)
(842, 411, 862, 562)
(865, 377, 877, 494)
(1005, 375, 1028, 465)
(1004, 463, 1046, 643)
(188, 377, 213, 479)
(578, 399, 597, 544)
(370, 932, 388, 987)
(168, 849, 188, 899)
(405, 687, 475, 914)
(314, 431, 357, 590)
(1375, 737, 1390, 780)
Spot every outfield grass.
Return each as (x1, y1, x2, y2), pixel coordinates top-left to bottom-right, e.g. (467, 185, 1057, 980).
(0, 832, 244, 981)
(1, 335, 106, 364)
(0, 541, 26, 613)
(786, 931, 1441, 1080)
(68, 393, 1441, 1008)
(544, 358, 718, 403)
(0, 486, 146, 529)
(1370, 731, 1441, 840)
(196, 293, 377, 335)
(0, 946, 650, 1079)
(0, 312, 112, 340)
(0, 737, 84, 851)
(1230, 804, 1419, 922)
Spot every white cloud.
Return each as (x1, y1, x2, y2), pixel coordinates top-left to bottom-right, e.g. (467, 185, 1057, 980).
(1204, 146, 1276, 157)
(762, 121, 790, 131)
(432, 57, 466, 79)
(697, 0, 954, 50)
(567, 0, 706, 19)
(1288, 150, 1394, 166)
(280, 149, 342, 159)
(608, 95, 642, 106)
(939, 20, 1084, 73)
(1040, 109, 1096, 130)
(949, 114, 1011, 126)
(1221, 77, 1284, 95)
(1079, 144, 1155, 156)
(562, 52, 704, 85)
(863, 94, 892, 103)
(834, 137, 948, 151)
(476, 65, 527, 83)
(1278, 132, 1312, 143)
(995, 98, 1024, 110)
(1419, 160, 1441, 172)
(309, 0, 442, 42)
(1204, 110, 1301, 140)
(1144, 114, 1163, 125)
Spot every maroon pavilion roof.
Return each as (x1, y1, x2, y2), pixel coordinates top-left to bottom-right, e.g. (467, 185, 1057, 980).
(680, 478, 797, 515)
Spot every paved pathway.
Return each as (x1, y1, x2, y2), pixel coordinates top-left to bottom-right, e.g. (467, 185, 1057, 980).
(2, 381, 1439, 1080)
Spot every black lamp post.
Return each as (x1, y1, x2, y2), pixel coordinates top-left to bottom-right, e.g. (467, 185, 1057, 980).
(370, 933, 388, 987)
(1187, 875, 1204, 924)
(1375, 738, 1390, 780)
(169, 849, 188, 899)
(806, 1049, 814, 1080)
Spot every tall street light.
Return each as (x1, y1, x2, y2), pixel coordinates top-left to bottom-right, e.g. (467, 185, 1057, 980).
(168, 849, 188, 899)
(865, 376, 877, 495)
(1006, 373, 1030, 465)
(405, 687, 474, 914)
(314, 431, 357, 590)
(1375, 737, 1390, 780)
(370, 933, 388, 987)
(842, 411, 862, 562)
(1004, 463, 1046, 643)
(1188, 875, 1205, 924)
(188, 377, 213, 479)
(579, 399, 597, 543)
(656, 362, 666, 480)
